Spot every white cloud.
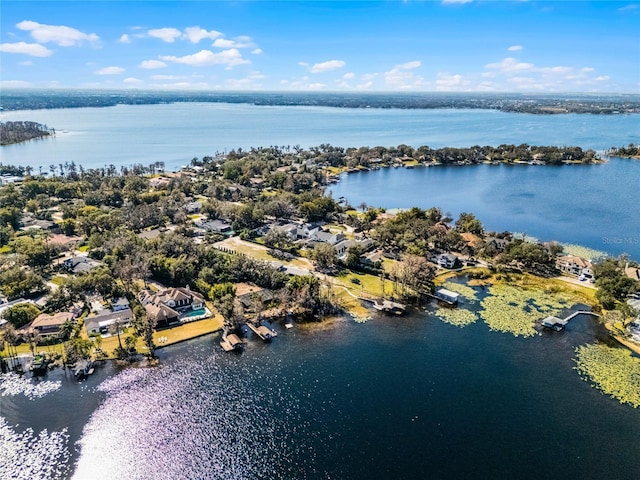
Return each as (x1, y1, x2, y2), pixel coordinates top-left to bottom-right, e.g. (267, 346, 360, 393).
(119, 34, 131, 44)
(149, 81, 211, 90)
(160, 49, 249, 68)
(183, 26, 222, 43)
(19, 60, 34, 66)
(251, 48, 263, 55)
(384, 61, 426, 89)
(343, 72, 355, 80)
(507, 45, 523, 51)
(225, 72, 265, 90)
(148, 27, 182, 43)
(212, 37, 253, 49)
(436, 73, 472, 91)
(480, 55, 614, 91)
(151, 74, 186, 80)
(95, 66, 125, 75)
(212, 38, 237, 49)
(0, 42, 52, 57)
(16, 20, 99, 46)
(139, 59, 168, 69)
(302, 59, 346, 73)
(123, 77, 143, 85)
(485, 57, 534, 73)
(1, 80, 33, 88)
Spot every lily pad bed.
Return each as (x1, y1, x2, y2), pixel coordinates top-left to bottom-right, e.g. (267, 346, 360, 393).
(479, 283, 573, 337)
(435, 308, 478, 328)
(442, 281, 479, 302)
(574, 344, 640, 408)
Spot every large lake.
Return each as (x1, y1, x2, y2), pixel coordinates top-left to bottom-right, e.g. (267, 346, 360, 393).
(1, 103, 638, 171)
(1, 104, 640, 479)
(3, 303, 640, 480)
(329, 160, 640, 259)
(2, 103, 639, 258)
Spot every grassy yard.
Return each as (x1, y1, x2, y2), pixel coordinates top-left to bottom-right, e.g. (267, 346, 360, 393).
(49, 275, 67, 286)
(1, 340, 66, 358)
(217, 237, 314, 270)
(333, 270, 393, 299)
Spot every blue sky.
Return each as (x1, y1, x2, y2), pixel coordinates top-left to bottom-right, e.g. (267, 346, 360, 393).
(1, 1, 638, 93)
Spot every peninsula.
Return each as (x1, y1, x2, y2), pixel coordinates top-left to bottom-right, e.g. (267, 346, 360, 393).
(1, 144, 639, 404)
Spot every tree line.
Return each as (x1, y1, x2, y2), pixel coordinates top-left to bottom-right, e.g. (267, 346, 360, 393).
(0, 121, 54, 146)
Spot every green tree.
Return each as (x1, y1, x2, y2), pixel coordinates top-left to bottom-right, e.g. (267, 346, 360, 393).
(455, 212, 484, 235)
(2, 303, 41, 328)
(310, 243, 337, 271)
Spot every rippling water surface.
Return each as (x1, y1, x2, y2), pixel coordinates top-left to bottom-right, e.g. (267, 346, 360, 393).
(3, 304, 635, 480)
(0, 104, 638, 171)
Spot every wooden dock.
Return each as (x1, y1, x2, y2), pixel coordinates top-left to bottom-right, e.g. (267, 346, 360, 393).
(359, 297, 407, 315)
(247, 323, 278, 341)
(220, 333, 244, 352)
(542, 310, 600, 331)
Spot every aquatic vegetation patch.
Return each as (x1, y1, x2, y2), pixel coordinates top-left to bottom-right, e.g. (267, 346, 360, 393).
(560, 243, 608, 262)
(0, 417, 70, 480)
(352, 314, 373, 324)
(479, 283, 573, 337)
(435, 308, 478, 328)
(574, 344, 640, 408)
(0, 373, 62, 399)
(442, 281, 479, 302)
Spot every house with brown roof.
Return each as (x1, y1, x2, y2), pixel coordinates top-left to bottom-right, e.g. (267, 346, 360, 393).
(235, 283, 274, 310)
(460, 232, 482, 250)
(19, 311, 74, 338)
(138, 286, 206, 327)
(556, 255, 592, 276)
(625, 265, 640, 281)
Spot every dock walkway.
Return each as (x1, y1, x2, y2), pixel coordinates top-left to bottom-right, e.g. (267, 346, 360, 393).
(542, 310, 600, 331)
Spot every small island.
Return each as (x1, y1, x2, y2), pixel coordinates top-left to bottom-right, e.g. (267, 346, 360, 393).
(0, 121, 55, 146)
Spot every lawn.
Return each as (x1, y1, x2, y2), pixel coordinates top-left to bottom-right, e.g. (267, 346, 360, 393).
(49, 275, 67, 286)
(334, 270, 393, 299)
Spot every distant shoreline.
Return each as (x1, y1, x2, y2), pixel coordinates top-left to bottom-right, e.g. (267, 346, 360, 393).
(2, 90, 639, 115)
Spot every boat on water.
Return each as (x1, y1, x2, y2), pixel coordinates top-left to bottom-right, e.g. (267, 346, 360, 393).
(74, 360, 95, 379)
(372, 300, 406, 315)
(29, 353, 51, 376)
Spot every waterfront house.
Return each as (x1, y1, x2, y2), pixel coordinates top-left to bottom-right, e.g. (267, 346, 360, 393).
(625, 264, 640, 281)
(19, 311, 74, 338)
(235, 283, 274, 310)
(460, 232, 482, 251)
(85, 308, 133, 335)
(556, 255, 592, 276)
(485, 236, 510, 251)
(138, 286, 205, 327)
(438, 253, 458, 269)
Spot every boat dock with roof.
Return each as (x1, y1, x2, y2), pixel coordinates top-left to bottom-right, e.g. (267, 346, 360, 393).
(542, 310, 600, 331)
(247, 323, 278, 341)
(220, 333, 245, 352)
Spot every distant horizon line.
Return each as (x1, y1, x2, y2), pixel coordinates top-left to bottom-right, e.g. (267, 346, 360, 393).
(1, 88, 638, 97)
